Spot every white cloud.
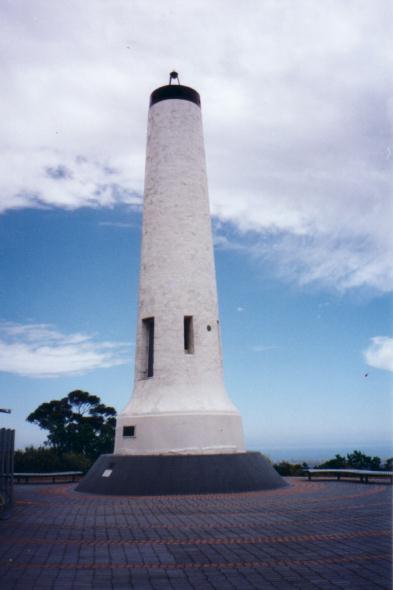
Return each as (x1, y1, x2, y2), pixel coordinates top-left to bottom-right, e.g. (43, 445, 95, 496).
(0, 321, 131, 378)
(0, 150, 142, 213)
(364, 337, 393, 373)
(1, 0, 392, 292)
(251, 345, 277, 353)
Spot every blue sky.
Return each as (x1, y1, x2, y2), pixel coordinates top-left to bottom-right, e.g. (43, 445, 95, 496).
(1, 0, 392, 461)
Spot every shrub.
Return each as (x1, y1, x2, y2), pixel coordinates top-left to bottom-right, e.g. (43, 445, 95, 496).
(317, 454, 347, 469)
(61, 452, 93, 472)
(273, 461, 308, 476)
(14, 446, 92, 473)
(317, 450, 384, 471)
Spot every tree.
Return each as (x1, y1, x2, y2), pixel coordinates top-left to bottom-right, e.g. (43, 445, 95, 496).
(346, 450, 380, 470)
(318, 454, 347, 469)
(273, 461, 309, 476)
(318, 450, 383, 470)
(14, 446, 92, 473)
(27, 390, 116, 460)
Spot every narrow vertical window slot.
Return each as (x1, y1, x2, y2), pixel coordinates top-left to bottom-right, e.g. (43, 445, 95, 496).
(142, 317, 154, 377)
(184, 316, 194, 354)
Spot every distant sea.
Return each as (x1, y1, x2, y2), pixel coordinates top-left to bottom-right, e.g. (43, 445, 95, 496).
(253, 444, 393, 466)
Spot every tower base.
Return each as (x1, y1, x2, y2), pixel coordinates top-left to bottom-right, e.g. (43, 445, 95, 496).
(76, 452, 287, 496)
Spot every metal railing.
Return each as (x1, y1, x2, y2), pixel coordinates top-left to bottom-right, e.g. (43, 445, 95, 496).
(0, 428, 15, 518)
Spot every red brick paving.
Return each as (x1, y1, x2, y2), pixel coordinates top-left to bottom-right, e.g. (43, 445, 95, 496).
(0, 478, 391, 589)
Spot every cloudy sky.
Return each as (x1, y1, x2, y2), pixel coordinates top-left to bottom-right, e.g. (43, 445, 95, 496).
(1, 0, 392, 460)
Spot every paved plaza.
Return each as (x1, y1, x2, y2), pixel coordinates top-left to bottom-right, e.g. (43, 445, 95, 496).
(0, 478, 391, 589)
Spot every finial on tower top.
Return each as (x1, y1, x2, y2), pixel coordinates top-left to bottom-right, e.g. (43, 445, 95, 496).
(169, 71, 180, 85)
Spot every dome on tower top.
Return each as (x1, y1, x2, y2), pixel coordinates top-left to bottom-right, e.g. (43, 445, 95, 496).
(150, 73, 200, 107)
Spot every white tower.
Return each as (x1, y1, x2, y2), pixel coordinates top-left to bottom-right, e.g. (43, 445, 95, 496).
(115, 74, 245, 456)
(77, 75, 285, 495)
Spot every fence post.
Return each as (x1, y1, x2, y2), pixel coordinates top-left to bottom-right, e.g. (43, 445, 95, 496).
(0, 428, 15, 519)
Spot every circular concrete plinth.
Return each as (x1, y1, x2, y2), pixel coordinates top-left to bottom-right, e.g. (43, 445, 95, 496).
(76, 452, 286, 496)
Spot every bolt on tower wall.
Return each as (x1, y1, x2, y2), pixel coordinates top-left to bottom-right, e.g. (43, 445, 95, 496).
(114, 80, 245, 455)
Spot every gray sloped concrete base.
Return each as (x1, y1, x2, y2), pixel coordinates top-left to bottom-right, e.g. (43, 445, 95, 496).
(76, 452, 287, 496)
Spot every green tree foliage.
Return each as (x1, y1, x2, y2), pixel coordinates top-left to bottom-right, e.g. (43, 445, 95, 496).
(346, 450, 381, 470)
(14, 446, 92, 473)
(273, 451, 391, 476)
(318, 450, 384, 470)
(273, 461, 308, 476)
(27, 390, 116, 460)
(317, 454, 347, 469)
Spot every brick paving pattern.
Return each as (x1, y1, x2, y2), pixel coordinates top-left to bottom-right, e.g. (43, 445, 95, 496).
(0, 478, 391, 589)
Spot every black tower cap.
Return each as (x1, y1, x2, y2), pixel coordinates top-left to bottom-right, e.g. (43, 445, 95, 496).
(150, 84, 201, 108)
